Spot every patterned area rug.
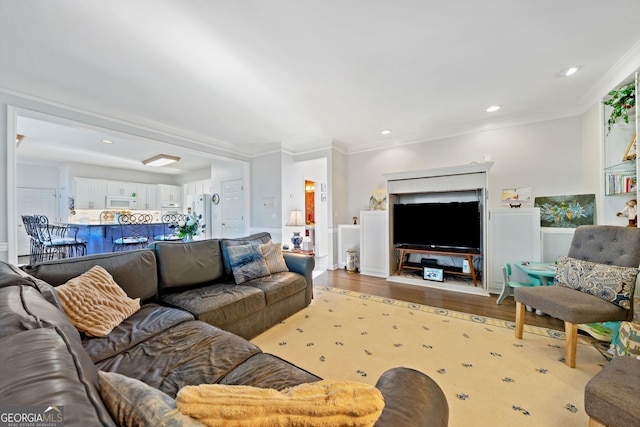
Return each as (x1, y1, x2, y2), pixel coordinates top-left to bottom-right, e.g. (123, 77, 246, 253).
(251, 285, 607, 427)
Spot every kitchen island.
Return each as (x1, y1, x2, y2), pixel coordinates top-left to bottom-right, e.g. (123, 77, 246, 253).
(57, 221, 171, 255)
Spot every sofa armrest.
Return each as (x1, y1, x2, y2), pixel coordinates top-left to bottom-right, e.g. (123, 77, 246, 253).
(283, 252, 315, 305)
(374, 367, 449, 427)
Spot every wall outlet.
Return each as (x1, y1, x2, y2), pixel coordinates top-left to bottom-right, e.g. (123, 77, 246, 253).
(462, 260, 470, 273)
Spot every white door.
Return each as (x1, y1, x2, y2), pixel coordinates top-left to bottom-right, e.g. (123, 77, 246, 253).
(221, 179, 245, 238)
(17, 187, 58, 256)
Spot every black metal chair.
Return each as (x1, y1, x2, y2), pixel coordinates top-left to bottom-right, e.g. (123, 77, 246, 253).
(112, 213, 153, 251)
(21, 215, 44, 264)
(26, 215, 87, 262)
(154, 214, 187, 241)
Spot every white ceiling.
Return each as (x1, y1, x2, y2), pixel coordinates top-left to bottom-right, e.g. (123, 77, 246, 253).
(2, 0, 640, 165)
(15, 116, 214, 175)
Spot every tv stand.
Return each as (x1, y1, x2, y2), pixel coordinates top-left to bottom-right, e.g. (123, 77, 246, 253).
(396, 247, 481, 286)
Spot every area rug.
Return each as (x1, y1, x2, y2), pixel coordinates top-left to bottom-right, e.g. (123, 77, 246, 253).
(251, 285, 608, 427)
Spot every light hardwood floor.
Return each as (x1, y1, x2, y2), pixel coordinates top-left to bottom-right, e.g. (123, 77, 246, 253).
(314, 269, 564, 331)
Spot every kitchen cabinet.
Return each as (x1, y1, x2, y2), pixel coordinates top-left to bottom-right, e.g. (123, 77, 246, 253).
(74, 177, 106, 209)
(136, 184, 159, 210)
(158, 184, 182, 206)
(106, 180, 138, 197)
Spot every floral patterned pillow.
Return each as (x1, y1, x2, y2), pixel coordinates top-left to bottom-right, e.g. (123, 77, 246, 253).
(553, 256, 638, 309)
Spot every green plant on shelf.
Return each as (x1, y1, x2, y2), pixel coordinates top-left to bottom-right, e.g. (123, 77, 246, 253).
(603, 82, 636, 135)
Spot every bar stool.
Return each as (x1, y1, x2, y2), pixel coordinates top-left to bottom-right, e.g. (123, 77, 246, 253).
(112, 213, 153, 251)
(154, 214, 187, 241)
(33, 215, 87, 261)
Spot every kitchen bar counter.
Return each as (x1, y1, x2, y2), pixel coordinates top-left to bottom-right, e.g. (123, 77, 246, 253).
(56, 221, 170, 255)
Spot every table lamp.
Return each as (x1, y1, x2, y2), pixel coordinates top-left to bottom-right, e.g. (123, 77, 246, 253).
(285, 208, 305, 249)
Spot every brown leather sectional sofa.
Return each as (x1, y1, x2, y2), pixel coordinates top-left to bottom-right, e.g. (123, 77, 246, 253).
(0, 233, 448, 426)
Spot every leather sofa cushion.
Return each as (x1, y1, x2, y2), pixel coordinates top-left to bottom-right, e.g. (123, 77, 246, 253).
(0, 261, 35, 288)
(93, 320, 262, 398)
(243, 272, 307, 305)
(150, 239, 224, 291)
(219, 353, 321, 391)
(83, 304, 194, 364)
(161, 284, 265, 327)
(22, 249, 158, 301)
(0, 328, 116, 427)
(0, 284, 81, 341)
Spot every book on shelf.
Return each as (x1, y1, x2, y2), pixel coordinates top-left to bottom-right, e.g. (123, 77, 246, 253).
(606, 172, 637, 195)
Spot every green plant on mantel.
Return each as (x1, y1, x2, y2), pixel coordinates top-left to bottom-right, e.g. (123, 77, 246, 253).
(603, 82, 636, 135)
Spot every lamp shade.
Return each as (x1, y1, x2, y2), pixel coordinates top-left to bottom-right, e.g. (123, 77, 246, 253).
(286, 209, 305, 226)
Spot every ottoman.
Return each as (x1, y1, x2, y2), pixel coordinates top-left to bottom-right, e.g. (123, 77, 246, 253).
(584, 356, 640, 427)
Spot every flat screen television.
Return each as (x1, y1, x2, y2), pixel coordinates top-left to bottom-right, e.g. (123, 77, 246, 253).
(393, 201, 481, 252)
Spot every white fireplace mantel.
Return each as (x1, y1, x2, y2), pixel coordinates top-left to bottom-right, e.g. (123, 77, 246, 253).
(384, 162, 494, 196)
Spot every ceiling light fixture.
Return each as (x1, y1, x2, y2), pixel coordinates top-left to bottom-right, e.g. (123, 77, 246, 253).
(381, 129, 392, 135)
(101, 139, 113, 144)
(486, 105, 501, 113)
(141, 154, 181, 167)
(557, 66, 581, 77)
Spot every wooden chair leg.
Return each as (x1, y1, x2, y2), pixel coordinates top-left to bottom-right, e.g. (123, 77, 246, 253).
(515, 302, 525, 339)
(564, 322, 577, 368)
(589, 416, 608, 427)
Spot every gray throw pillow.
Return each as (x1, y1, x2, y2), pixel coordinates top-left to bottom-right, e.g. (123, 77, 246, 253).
(98, 371, 205, 427)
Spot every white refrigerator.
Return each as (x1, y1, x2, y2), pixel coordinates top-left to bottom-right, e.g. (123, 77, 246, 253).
(187, 194, 213, 239)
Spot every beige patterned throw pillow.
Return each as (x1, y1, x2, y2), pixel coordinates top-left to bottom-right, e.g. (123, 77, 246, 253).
(261, 242, 289, 274)
(56, 265, 140, 337)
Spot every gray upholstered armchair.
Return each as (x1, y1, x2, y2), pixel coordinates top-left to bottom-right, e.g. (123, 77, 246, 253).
(514, 225, 640, 368)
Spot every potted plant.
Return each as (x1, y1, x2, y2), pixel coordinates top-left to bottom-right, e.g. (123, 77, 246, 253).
(603, 82, 636, 134)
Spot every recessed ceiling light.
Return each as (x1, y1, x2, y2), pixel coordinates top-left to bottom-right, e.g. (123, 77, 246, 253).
(486, 105, 501, 113)
(101, 139, 113, 144)
(141, 154, 181, 167)
(381, 129, 392, 135)
(557, 66, 581, 77)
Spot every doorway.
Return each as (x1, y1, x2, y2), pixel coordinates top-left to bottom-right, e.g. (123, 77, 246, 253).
(304, 180, 315, 249)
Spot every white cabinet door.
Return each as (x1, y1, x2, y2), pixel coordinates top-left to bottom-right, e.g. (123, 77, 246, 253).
(106, 181, 137, 197)
(487, 208, 541, 294)
(136, 184, 159, 210)
(74, 178, 106, 209)
(360, 210, 389, 277)
(158, 184, 182, 205)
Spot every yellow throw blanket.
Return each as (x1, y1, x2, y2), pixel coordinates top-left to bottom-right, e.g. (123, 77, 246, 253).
(176, 380, 385, 427)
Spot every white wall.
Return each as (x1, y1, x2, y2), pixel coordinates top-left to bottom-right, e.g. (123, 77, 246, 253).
(17, 163, 59, 188)
(251, 152, 285, 239)
(345, 116, 587, 219)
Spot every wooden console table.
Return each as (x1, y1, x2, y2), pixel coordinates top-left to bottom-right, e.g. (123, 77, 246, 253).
(396, 247, 481, 286)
